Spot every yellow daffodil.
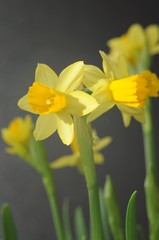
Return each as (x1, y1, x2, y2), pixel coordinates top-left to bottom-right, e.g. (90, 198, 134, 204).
(18, 62, 98, 145)
(107, 24, 159, 70)
(50, 130, 112, 172)
(83, 51, 159, 126)
(1, 115, 33, 158)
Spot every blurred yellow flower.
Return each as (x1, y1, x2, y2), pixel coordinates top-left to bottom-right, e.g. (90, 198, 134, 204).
(1, 116, 33, 158)
(18, 62, 98, 145)
(83, 51, 159, 126)
(107, 24, 159, 69)
(50, 131, 112, 171)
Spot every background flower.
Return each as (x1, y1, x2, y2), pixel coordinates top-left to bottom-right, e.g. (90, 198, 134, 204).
(1, 115, 33, 158)
(107, 24, 159, 71)
(50, 130, 112, 173)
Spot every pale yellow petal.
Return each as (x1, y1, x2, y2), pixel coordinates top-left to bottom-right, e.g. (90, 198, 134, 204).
(121, 111, 131, 127)
(50, 154, 79, 169)
(99, 50, 115, 79)
(57, 61, 84, 93)
(134, 111, 146, 124)
(67, 91, 98, 116)
(83, 64, 106, 92)
(57, 111, 74, 145)
(94, 136, 112, 151)
(33, 113, 57, 140)
(94, 152, 105, 164)
(117, 103, 144, 115)
(128, 24, 145, 46)
(116, 54, 129, 78)
(18, 94, 35, 113)
(87, 101, 115, 123)
(35, 64, 58, 88)
(146, 25, 159, 46)
(146, 25, 159, 54)
(149, 45, 159, 55)
(117, 104, 146, 126)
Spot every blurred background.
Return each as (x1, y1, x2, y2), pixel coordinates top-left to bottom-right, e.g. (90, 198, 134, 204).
(0, 0, 159, 239)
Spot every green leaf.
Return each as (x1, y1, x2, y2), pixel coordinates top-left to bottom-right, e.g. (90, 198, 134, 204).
(62, 199, 73, 240)
(1, 203, 19, 240)
(75, 207, 88, 240)
(103, 175, 124, 240)
(125, 191, 137, 240)
(99, 189, 111, 240)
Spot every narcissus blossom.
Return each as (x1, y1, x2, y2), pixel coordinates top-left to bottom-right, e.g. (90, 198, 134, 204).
(107, 24, 159, 70)
(50, 131, 112, 172)
(83, 51, 159, 126)
(18, 62, 98, 145)
(1, 116, 33, 157)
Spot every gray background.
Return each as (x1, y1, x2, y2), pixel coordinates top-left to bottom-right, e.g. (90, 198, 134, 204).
(0, 0, 159, 239)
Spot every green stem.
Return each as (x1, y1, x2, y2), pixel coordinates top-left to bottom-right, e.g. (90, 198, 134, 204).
(29, 139, 65, 240)
(142, 98, 157, 175)
(142, 98, 159, 240)
(74, 117, 103, 240)
(42, 171, 65, 240)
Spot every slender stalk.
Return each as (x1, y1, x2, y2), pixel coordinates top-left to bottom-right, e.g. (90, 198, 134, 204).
(42, 171, 65, 240)
(142, 98, 159, 240)
(74, 117, 103, 240)
(142, 98, 157, 175)
(29, 139, 65, 240)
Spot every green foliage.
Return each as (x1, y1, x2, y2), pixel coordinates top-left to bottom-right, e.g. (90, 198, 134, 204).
(125, 191, 137, 240)
(103, 175, 124, 240)
(1, 203, 19, 240)
(75, 207, 88, 240)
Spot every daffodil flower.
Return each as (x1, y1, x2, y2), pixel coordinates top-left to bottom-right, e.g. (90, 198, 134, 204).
(50, 130, 112, 172)
(107, 24, 159, 70)
(18, 62, 98, 145)
(83, 51, 159, 126)
(1, 115, 33, 157)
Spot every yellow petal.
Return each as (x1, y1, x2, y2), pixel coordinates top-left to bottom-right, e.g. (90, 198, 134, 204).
(83, 64, 106, 92)
(87, 101, 115, 123)
(134, 111, 146, 124)
(18, 94, 35, 113)
(35, 64, 58, 88)
(67, 91, 98, 116)
(50, 154, 79, 169)
(116, 54, 129, 78)
(33, 113, 57, 140)
(117, 104, 145, 126)
(117, 103, 145, 115)
(94, 152, 105, 164)
(94, 136, 112, 151)
(57, 61, 84, 93)
(57, 111, 74, 145)
(128, 24, 145, 46)
(121, 111, 131, 127)
(146, 25, 159, 54)
(99, 50, 115, 78)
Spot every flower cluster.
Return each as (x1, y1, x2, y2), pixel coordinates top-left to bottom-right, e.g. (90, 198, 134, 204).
(17, 47, 159, 142)
(1, 23, 159, 240)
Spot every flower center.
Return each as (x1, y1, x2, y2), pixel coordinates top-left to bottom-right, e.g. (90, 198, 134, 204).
(28, 82, 67, 114)
(109, 74, 149, 108)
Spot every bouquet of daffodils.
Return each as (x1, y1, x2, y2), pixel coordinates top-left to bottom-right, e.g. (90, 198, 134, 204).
(1, 23, 159, 240)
